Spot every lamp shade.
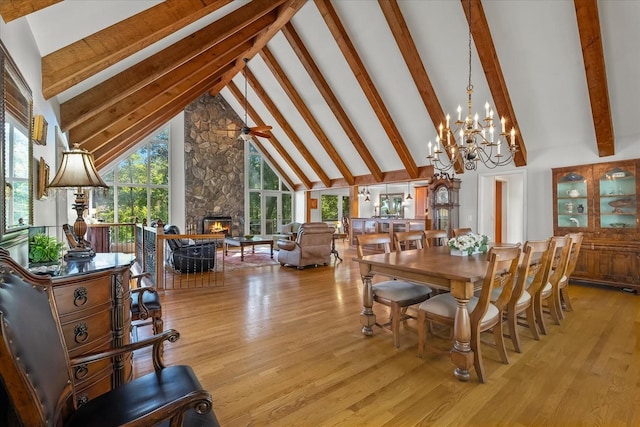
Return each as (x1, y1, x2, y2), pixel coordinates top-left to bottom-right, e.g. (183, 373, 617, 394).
(48, 145, 108, 189)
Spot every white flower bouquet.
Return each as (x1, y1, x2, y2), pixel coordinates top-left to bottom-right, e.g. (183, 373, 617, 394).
(447, 233, 489, 256)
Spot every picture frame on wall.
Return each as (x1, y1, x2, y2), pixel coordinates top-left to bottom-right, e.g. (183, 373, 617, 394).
(33, 114, 48, 145)
(310, 198, 318, 209)
(37, 157, 49, 199)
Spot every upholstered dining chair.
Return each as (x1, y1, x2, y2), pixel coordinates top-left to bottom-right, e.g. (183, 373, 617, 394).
(423, 229, 448, 248)
(453, 227, 473, 237)
(393, 230, 424, 252)
(417, 246, 521, 383)
(557, 232, 583, 317)
(130, 262, 163, 340)
(356, 233, 432, 348)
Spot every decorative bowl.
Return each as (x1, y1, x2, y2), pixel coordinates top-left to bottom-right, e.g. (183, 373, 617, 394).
(244, 234, 254, 239)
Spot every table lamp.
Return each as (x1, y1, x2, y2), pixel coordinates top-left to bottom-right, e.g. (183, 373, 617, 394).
(48, 144, 108, 258)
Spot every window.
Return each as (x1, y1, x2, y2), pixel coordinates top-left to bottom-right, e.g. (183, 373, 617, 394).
(93, 126, 170, 238)
(246, 143, 292, 235)
(321, 195, 338, 221)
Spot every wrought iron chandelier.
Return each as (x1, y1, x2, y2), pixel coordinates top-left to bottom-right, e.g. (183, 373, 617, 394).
(427, 0, 516, 174)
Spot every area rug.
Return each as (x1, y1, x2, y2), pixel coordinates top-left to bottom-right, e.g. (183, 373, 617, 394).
(220, 248, 280, 271)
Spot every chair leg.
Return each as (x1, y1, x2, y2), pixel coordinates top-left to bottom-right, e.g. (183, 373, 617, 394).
(492, 319, 509, 364)
(507, 307, 522, 353)
(552, 284, 565, 321)
(560, 285, 573, 312)
(524, 304, 540, 341)
(417, 309, 427, 358)
(471, 327, 486, 384)
(391, 302, 401, 349)
(534, 295, 548, 335)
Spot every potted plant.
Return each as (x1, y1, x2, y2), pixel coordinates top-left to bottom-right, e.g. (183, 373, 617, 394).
(447, 233, 489, 256)
(29, 233, 65, 265)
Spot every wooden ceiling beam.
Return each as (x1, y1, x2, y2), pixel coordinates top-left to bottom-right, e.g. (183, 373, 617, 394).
(0, 0, 60, 22)
(281, 22, 384, 183)
(380, 0, 464, 175)
(227, 81, 312, 189)
(209, 0, 308, 96)
(42, 0, 232, 99)
(315, 0, 419, 179)
(246, 67, 331, 188)
(259, 46, 355, 185)
(304, 165, 435, 190)
(79, 42, 248, 155)
(61, 0, 283, 131)
(69, 28, 259, 150)
(464, 0, 527, 166)
(574, 0, 614, 157)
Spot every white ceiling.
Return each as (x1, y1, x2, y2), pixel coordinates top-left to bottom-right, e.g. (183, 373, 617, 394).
(21, 0, 640, 187)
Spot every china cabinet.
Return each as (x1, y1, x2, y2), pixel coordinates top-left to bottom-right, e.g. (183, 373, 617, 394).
(552, 159, 639, 291)
(428, 176, 460, 237)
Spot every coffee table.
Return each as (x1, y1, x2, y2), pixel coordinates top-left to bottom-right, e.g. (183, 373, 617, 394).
(224, 236, 274, 261)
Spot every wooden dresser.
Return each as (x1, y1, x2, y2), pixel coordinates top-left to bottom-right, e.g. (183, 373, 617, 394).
(51, 253, 135, 405)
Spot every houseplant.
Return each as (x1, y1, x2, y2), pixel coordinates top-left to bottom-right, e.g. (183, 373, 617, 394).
(447, 233, 489, 256)
(29, 233, 65, 265)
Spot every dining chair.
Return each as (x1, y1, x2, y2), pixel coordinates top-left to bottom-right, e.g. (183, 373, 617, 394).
(393, 230, 424, 252)
(525, 238, 560, 336)
(502, 241, 544, 353)
(453, 227, 473, 237)
(542, 235, 572, 329)
(356, 233, 432, 348)
(417, 246, 521, 383)
(424, 229, 448, 248)
(557, 232, 583, 317)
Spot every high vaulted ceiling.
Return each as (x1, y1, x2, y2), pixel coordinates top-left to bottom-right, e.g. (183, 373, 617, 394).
(2, 0, 638, 191)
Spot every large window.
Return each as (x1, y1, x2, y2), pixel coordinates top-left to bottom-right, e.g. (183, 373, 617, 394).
(247, 143, 292, 235)
(93, 126, 170, 229)
(321, 194, 350, 223)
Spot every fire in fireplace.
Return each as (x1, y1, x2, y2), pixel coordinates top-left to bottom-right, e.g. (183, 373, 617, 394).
(202, 215, 232, 236)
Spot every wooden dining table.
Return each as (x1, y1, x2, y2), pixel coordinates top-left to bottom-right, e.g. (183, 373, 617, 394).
(354, 245, 491, 382)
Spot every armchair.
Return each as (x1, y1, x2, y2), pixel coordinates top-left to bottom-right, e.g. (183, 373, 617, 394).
(277, 222, 334, 269)
(0, 249, 219, 426)
(164, 224, 217, 273)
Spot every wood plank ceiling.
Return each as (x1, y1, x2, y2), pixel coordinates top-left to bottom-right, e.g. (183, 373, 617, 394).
(1, 0, 615, 191)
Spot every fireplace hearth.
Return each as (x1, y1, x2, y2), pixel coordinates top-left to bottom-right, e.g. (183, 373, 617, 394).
(202, 215, 232, 236)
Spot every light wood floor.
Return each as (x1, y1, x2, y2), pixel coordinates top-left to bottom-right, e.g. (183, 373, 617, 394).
(134, 241, 640, 426)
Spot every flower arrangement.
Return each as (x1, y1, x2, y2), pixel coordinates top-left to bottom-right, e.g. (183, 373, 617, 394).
(447, 233, 489, 256)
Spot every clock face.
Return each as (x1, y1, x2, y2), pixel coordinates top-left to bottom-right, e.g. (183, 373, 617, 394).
(436, 186, 449, 204)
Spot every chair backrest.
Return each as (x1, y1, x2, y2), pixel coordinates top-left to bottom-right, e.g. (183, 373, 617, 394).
(356, 233, 392, 257)
(296, 223, 334, 246)
(549, 235, 572, 287)
(453, 227, 473, 237)
(525, 239, 557, 297)
(509, 243, 534, 305)
(163, 224, 185, 251)
(393, 231, 424, 252)
(473, 246, 521, 321)
(564, 232, 584, 278)
(424, 229, 448, 247)
(0, 249, 75, 426)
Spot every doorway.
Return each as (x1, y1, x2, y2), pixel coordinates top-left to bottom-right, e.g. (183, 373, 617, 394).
(478, 170, 526, 244)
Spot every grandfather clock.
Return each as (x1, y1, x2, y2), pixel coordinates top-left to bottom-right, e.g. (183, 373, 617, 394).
(429, 175, 460, 237)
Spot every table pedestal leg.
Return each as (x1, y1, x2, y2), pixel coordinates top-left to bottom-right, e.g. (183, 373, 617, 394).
(270, 242, 273, 258)
(360, 273, 376, 335)
(450, 282, 474, 381)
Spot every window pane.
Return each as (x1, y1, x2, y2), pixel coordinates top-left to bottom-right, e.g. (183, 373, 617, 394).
(321, 195, 339, 221)
(117, 148, 148, 184)
(282, 193, 292, 225)
(248, 154, 261, 190)
(149, 142, 169, 185)
(12, 127, 29, 179)
(150, 188, 169, 223)
(249, 192, 261, 234)
(117, 187, 147, 223)
(93, 188, 115, 223)
(263, 162, 278, 190)
(342, 196, 350, 218)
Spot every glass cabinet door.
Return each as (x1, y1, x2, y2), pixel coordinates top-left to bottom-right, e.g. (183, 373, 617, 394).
(597, 166, 637, 230)
(556, 170, 590, 229)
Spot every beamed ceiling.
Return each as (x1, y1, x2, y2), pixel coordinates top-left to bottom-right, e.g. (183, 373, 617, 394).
(1, 0, 637, 191)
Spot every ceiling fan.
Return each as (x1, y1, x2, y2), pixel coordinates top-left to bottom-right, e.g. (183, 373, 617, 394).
(237, 57, 272, 141)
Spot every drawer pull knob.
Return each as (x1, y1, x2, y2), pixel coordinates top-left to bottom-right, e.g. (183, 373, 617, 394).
(74, 364, 88, 380)
(74, 322, 89, 343)
(77, 394, 89, 406)
(73, 287, 88, 306)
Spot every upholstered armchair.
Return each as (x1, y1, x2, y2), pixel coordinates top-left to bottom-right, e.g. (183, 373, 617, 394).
(277, 222, 334, 269)
(164, 225, 217, 273)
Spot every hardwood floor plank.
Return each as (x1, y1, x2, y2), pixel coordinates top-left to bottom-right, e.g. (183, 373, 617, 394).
(132, 243, 640, 426)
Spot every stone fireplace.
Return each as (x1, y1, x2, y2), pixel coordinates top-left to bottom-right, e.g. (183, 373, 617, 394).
(202, 215, 232, 236)
(184, 93, 244, 236)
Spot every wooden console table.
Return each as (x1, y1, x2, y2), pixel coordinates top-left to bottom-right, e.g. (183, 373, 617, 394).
(49, 252, 135, 405)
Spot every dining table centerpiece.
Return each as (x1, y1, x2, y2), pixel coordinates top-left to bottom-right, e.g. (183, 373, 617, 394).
(447, 233, 489, 256)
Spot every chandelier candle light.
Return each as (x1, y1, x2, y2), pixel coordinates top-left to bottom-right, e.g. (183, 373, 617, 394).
(427, 0, 516, 174)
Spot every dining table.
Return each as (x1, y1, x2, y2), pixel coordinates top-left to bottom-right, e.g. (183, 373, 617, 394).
(354, 245, 492, 382)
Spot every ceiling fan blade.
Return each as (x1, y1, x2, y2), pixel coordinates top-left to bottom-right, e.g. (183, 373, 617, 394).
(251, 125, 272, 132)
(251, 131, 271, 138)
